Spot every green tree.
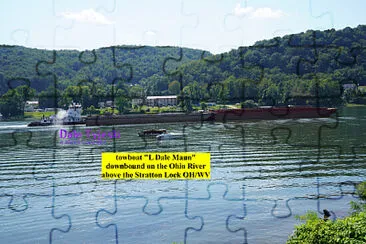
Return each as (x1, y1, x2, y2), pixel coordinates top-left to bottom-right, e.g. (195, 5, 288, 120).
(240, 100, 258, 108)
(168, 80, 181, 95)
(115, 88, 130, 114)
(0, 85, 35, 118)
(179, 88, 193, 113)
(200, 102, 207, 111)
(85, 105, 98, 115)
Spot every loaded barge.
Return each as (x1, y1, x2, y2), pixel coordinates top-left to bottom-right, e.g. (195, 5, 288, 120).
(85, 106, 336, 126)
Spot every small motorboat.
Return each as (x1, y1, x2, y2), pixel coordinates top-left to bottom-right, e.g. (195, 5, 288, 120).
(156, 133, 184, 140)
(27, 117, 53, 126)
(138, 129, 167, 137)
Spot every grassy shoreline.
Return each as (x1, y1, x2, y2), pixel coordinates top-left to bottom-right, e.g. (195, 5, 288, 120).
(345, 103, 366, 107)
(2, 103, 366, 121)
(24, 111, 55, 120)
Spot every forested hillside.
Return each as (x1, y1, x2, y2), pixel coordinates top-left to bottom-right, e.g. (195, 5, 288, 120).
(1, 25, 366, 117)
(0, 45, 207, 95)
(175, 25, 366, 106)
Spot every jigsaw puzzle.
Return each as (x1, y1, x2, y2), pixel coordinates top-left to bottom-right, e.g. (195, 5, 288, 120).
(1, 0, 366, 243)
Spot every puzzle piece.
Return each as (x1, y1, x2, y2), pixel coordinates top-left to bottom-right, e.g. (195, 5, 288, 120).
(352, 145, 366, 166)
(308, 0, 334, 29)
(52, 180, 115, 243)
(96, 180, 202, 243)
(35, 50, 60, 110)
(314, 178, 365, 221)
(222, 2, 284, 52)
(0, 131, 55, 211)
(0, 183, 70, 243)
(31, 126, 123, 197)
(52, 0, 116, 49)
(186, 183, 246, 244)
(10, 29, 30, 47)
(265, 117, 365, 220)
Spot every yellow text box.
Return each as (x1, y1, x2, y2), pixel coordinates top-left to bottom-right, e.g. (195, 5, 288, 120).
(102, 152, 210, 180)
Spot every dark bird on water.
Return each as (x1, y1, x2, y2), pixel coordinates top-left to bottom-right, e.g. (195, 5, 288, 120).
(323, 209, 331, 221)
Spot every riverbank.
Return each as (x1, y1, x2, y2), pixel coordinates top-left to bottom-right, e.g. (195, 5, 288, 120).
(345, 103, 366, 107)
(24, 111, 55, 120)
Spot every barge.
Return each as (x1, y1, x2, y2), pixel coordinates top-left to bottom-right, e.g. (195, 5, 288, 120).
(213, 106, 337, 122)
(86, 112, 212, 126)
(85, 106, 336, 126)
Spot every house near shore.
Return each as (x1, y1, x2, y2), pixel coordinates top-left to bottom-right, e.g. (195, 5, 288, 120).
(25, 100, 39, 112)
(342, 83, 357, 90)
(98, 101, 114, 108)
(146, 96, 177, 107)
(132, 98, 144, 106)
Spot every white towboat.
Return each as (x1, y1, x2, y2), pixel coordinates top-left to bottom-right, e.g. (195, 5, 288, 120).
(28, 103, 85, 127)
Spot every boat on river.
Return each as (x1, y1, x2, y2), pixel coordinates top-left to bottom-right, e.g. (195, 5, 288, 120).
(28, 103, 85, 127)
(156, 133, 184, 140)
(138, 129, 167, 137)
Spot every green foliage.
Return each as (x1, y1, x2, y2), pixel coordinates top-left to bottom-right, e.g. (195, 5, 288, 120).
(294, 211, 319, 222)
(200, 102, 207, 110)
(85, 105, 99, 115)
(143, 106, 181, 114)
(0, 85, 36, 118)
(168, 81, 181, 95)
(288, 182, 366, 243)
(240, 100, 258, 108)
(177, 25, 366, 106)
(356, 182, 366, 201)
(0, 46, 205, 94)
(99, 107, 118, 115)
(287, 211, 366, 244)
(24, 111, 55, 120)
(178, 90, 193, 113)
(350, 182, 366, 214)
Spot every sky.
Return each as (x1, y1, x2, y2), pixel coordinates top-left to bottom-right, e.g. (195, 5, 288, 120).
(0, 0, 366, 54)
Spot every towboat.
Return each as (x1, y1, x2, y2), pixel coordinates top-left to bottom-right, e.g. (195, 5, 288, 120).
(138, 129, 167, 137)
(28, 103, 85, 127)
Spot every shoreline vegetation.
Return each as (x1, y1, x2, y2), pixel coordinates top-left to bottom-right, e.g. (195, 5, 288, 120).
(1, 103, 364, 122)
(287, 181, 366, 243)
(1, 25, 366, 121)
(345, 103, 366, 107)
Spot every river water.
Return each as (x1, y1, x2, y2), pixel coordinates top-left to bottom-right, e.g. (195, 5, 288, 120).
(0, 107, 365, 243)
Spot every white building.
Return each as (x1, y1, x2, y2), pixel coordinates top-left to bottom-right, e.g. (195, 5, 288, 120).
(25, 101, 39, 112)
(146, 96, 177, 107)
(98, 101, 114, 108)
(132, 98, 144, 106)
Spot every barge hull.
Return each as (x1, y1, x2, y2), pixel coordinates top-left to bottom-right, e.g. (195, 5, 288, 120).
(85, 107, 336, 126)
(85, 113, 212, 126)
(214, 107, 336, 122)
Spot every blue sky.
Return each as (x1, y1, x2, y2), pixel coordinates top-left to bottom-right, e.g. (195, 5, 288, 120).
(1, 0, 365, 54)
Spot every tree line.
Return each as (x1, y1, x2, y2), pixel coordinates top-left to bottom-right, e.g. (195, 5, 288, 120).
(1, 25, 366, 117)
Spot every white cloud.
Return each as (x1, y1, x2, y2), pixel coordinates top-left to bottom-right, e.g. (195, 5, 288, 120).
(234, 4, 285, 19)
(145, 31, 157, 36)
(60, 9, 114, 25)
(234, 5, 254, 16)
